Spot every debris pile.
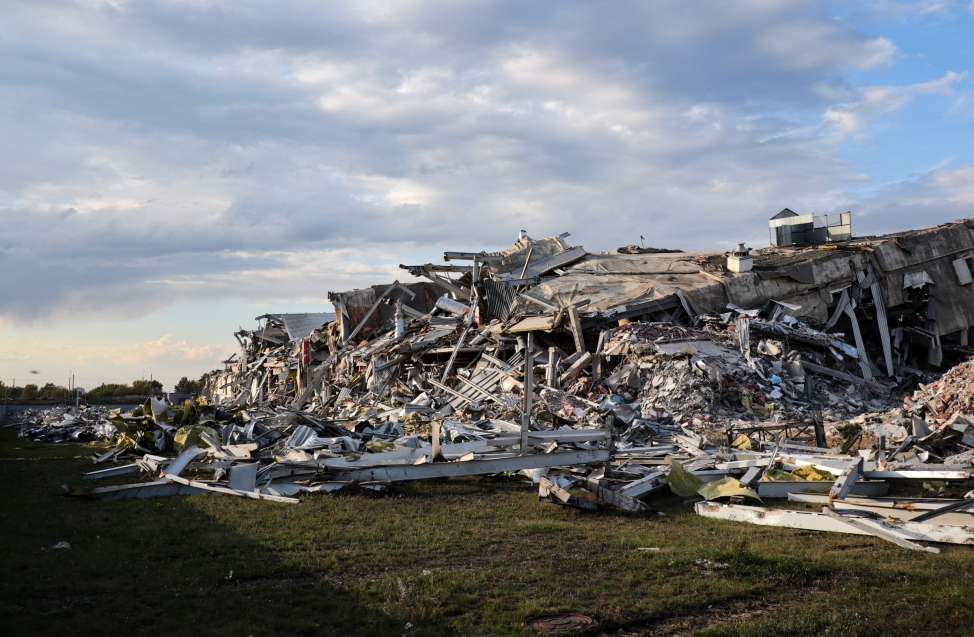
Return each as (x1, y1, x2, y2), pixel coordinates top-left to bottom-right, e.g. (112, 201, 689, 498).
(910, 359, 974, 422)
(10, 406, 116, 443)
(22, 218, 974, 551)
(597, 316, 903, 437)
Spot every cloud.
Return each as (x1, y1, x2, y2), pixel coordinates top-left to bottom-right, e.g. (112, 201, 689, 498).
(823, 71, 966, 134)
(0, 333, 231, 368)
(926, 162, 974, 204)
(843, 160, 974, 235)
(851, 1, 970, 20)
(0, 332, 235, 390)
(0, 0, 966, 333)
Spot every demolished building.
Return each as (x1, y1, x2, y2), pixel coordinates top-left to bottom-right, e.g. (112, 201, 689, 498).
(204, 216, 974, 417)
(18, 214, 974, 552)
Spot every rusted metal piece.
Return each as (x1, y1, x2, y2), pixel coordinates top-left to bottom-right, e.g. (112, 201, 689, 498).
(524, 613, 595, 632)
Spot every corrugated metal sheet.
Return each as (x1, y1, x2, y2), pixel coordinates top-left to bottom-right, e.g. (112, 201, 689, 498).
(277, 313, 336, 341)
(495, 246, 588, 281)
(482, 279, 519, 322)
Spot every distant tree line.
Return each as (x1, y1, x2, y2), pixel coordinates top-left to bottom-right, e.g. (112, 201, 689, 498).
(0, 382, 75, 401)
(173, 375, 206, 394)
(1, 374, 205, 401)
(85, 380, 164, 400)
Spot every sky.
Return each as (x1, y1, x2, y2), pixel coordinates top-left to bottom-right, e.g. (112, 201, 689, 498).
(1, 0, 973, 392)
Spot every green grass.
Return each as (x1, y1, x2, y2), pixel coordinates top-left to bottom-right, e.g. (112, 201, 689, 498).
(2, 428, 974, 636)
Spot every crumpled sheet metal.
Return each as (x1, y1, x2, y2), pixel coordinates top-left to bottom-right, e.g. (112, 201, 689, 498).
(696, 478, 762, 503)
(12, 406, 119, 443)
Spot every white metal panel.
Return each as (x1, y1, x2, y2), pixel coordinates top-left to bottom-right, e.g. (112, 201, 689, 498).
(953, 257, 973, 285)
(768, 214, 814, 228)
(695, 502, 974, 545)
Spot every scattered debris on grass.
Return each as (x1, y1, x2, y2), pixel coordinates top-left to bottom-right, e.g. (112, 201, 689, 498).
(11, 406, 117, 443)
(690, 558, 729, 574)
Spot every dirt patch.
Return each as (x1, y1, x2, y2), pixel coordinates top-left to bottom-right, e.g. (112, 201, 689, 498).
(602, 589, 811, 636)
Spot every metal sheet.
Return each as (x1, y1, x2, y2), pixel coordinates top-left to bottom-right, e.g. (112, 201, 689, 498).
(164, 445, 206, 477)
(788, 493, 974, 526)
(277, 313, 336, 340)
(89, 479, 209, 500)
(227, 463, 259, 492)
(497, 246, 588, 280)
(769, 214, 814, 229)
(481, 278, 520, 322)
(319, 449, 610, 483)
(506, 315, 554, 332)
(83, 463, 141, 480)
(758, 479, 887, 499)
(695, 502, 974, 546)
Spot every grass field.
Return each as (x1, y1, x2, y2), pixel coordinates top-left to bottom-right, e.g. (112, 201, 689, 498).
(2, 428, 974, 636)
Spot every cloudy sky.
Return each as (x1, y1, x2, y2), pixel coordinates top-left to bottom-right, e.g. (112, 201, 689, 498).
(2, 0, 973, 391)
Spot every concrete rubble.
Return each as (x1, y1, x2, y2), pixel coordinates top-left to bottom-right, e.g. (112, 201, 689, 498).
(21, 214, 974, 551)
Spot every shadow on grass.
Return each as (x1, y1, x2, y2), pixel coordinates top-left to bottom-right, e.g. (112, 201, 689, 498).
(6, 428, 974, 637)
(0, 430, 402, 637)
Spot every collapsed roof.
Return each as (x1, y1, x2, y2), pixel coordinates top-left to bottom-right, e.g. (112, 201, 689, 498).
(496, 219, 974, 342)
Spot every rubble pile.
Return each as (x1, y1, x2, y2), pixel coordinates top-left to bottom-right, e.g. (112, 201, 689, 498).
(19, 219, 974, 551)
(11, 406, 116, 443)
(910, 359, 974, 422)
(595, 316, 903, 436)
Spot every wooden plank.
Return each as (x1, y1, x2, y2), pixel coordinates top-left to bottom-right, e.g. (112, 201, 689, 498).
(539, 477, 598, 511)
(567, 306, 585, 354)
(559, 352, 593, 385)
(507, 315, 555, 332)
